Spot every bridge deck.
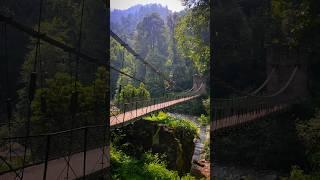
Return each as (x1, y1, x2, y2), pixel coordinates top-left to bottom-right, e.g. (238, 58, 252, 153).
(0, 147, 108, 180)
(211, 105, 286, 131)
(110, 95, 199, 126)
(0, 95, 199, 180)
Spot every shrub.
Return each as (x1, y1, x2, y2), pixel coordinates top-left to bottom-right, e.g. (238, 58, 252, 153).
(197, 114, 209, 126)
(144, 111, 199, 137)
(111, 146, 197, 179)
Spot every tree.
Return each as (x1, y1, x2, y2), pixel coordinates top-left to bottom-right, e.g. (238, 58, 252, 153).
(29, 66, 107, 134)
(134, 13, 168, 81)
(175, 1, 210, 75)
(167, 13, 193, 91)
(16, 17, 72, 124)
(115, 83, 150, 104)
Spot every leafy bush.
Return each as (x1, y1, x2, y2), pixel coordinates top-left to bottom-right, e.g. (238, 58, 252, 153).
(197, 114, 209, 126)
(114, 83, 150, 104)
(297, 111, 320, 172)
(169, 98, 206, 115)
(144, 112, 198, 137)
(111, 146, 196, 179)
(279, 166, 320, 180)
(203, 139, 210, 161)
(202, 97, 210, 115)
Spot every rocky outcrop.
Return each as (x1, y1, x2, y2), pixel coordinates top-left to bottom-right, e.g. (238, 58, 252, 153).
(112, 119, 195, 175)
(191, 160, 210, 178)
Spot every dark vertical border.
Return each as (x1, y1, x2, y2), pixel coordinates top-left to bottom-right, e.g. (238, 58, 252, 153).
(210, 0, 215, 178)
(105, 0, 111, 179)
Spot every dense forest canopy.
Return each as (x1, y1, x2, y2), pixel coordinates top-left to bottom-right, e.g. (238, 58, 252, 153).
(0, 1, 109, 175)
(110, 2, 210, 99)
(110, 2, 210, 179)
(0, 0, 107, 137)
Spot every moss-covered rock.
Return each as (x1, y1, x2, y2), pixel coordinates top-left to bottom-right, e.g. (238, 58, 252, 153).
(111, 112, 198, 175)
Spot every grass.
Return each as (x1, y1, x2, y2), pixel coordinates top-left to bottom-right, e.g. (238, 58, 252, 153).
(143, 112, 199, 137)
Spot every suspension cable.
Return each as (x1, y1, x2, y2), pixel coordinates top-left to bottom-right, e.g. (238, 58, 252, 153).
(110, 33, 187, 92)
(259, 66, 298, 98)
(20, 0, 45, 178)
(3, 21, 13, 161)
(66, 0, 86, 178)
(214, 67, 277, 101)
(0, 13, 193, 95)
(250, 68, 275, 95)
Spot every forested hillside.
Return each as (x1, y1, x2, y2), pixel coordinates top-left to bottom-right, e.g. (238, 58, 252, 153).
(111, 4, 172, 43)
(0, 1, 109, 177)
(110, 3, 209, 99)
(1, 0, 107, 134)
(110, 1, 210, 179)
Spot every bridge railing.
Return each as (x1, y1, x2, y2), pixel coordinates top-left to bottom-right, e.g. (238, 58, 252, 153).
(212, 95, 298, 123)
(111, 88, 201, 117)
(0, 125, 107, 178)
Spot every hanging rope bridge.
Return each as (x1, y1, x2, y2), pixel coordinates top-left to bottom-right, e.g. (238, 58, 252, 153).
(0, 1, 305, 179)
(212, 66, 301, 131)
(0, 1, 205, 178)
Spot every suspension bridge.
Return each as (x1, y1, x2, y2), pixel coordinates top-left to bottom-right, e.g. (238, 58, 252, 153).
(211, 46, 308, 131)
(0, 1, 206, 178)
(0, 1, 309, 179)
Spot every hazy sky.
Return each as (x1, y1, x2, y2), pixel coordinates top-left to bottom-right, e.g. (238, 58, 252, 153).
(111, 0, 185, 12)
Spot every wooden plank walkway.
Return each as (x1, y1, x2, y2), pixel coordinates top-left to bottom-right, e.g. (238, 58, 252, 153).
(110, 95, 200, 126)
(0, 147, 109, 180)
(0, 95, 199, 180)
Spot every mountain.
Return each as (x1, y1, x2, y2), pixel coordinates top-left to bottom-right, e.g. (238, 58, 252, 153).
(110, 4, 173, 42)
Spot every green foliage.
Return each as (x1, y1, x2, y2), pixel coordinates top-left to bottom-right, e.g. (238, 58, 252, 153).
(136, 13, 168, 57)
(297, 111, 320, 172)
(111, 4, 197, 95)
(288, 166, 311, 180)
(144, 112, 198, 137)
(14, 0, 107, 130)
(280, 166, 320, 180)
(197, 114, 209, 126)
(31, 73, 78, 133)
(111, 4, 172, 42)
(213, 112, 306, 171)
(29, 67, 107, 134)
(16, 17, 72, 120)
(110, 37, 138, 97)
(144, 51, 167, 96)
(204, 139, 210, 161)
(0, 155, 32, 172)
(114, 83, 150, 104)
(170, 98, 206, 115)
(175, 3, 209, 75)
(202, 97, 210, 115)
(111, 146, 196, 179)
(271, 0, 312, 46)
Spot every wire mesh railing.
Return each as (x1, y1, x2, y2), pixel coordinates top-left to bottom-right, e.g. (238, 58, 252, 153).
(0, 125, 107, 179)
(110, 85, 204, 126)
(212, 95, 301, 131)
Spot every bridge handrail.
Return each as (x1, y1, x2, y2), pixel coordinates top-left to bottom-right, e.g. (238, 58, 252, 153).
(214, 66, 298, 104)
(111, 83, 204, 114)
(1, 124, 105, 140)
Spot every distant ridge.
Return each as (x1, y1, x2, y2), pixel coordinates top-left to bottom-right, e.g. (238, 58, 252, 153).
(111, 3, 173, 41)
